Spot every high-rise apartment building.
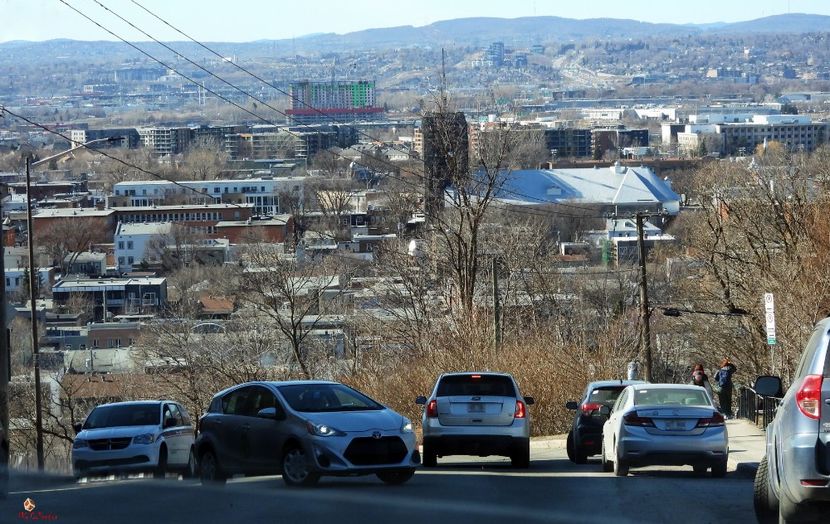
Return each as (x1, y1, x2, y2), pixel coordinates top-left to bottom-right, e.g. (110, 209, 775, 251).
(287, 80, 383, 124)
(421, 112, 468, 216)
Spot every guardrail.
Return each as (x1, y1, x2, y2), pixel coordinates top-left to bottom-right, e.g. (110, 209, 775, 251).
(737, 385, 781, 430)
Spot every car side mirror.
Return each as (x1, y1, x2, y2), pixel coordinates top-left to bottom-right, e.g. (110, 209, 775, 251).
(599, 406, 611, 417)
(164, 417, 177, 429)
(754, 375, 783, 398)
(73, 423, 83, 435)
(565, 401, 578, 410)
(415, 396, 427, 405)
(257, 407, 277, 419)
(524, 396, 535, 405)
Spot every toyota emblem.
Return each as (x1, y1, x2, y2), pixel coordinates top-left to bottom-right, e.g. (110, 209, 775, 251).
(372, 431, 382, 439)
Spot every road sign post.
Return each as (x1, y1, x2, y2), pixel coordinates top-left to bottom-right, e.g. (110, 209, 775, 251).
(764, 293, 776, 374)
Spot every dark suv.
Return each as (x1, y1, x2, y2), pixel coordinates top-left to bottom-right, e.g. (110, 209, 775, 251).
(754, 318, 830, 523)
(565, 380, 644, 463)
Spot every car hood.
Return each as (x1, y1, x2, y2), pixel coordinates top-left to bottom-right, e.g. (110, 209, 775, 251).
(77, 425, 158, 440)
(304, 409, 402, 432)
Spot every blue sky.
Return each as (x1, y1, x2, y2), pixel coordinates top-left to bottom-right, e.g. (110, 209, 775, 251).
(2, 0, 829, 42)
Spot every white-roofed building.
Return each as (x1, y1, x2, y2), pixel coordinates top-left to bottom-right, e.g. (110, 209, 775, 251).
(492, 163, 681, 216)
(114, 222, 173, 273)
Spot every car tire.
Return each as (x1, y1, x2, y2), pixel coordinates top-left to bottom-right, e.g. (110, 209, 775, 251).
(693, 464, 708, 476)
(510, 443, 530, 469)
(613, 443, 629, 477)
(199, 449, 226, 486)
(281, 446, 320, 487)
(153, 446, 167, 479)
(184, 447, 197, 479)
(566, 431, 576, 463)
(753, 456, 778, 524)
(376, 468, 415, 485)
(600, 440, 613, 472)
(711, 461, 727, 478)
(574, 445, 588, 465)
(422, 443, 437, 468)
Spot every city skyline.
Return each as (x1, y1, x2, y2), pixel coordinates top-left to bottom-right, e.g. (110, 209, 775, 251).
(1, 0, 830, 43)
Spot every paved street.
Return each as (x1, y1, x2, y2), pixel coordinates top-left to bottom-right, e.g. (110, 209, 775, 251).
(1, 420, 763, 524)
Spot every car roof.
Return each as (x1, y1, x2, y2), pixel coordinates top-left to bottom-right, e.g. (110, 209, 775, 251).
(628, 383, 703, 391)
(587, 380, 645, 389)
(211, 380, 341, 399)
(440, 372, 513, 378)
(92, 400, 169, 409)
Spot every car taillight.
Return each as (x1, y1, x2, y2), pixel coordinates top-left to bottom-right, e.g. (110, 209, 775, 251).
(514, 400, 526, 419)
(623, 412, 655, 427)
(796, 375, 823, 420)
(580, 402, 602, 415)
(696, 411, 725, 428)
(426, 399, 438, 418)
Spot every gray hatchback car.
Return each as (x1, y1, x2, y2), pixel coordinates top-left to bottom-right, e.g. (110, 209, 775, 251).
(417, 372, 534, 468)
(754, 317, 830, 523)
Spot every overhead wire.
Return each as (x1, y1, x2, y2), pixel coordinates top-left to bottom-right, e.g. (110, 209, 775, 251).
(56, 0, 610, 221)
(124, 0, 613, 217)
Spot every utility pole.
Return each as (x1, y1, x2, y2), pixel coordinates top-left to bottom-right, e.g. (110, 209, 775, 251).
(635, 212, 654, 382)
(25, 157, 45, 470)
(0, 181, 9, 480)
(492, 256, 501, 351)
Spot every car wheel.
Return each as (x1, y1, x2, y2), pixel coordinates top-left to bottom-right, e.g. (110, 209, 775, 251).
(753, 456, 778, 524)
(376, 468, 415, 485)
(510, 443, 530, 469)
(600, 440, 613, 473)
(711, 461, 727, 478)
(184, 447, 197, 479)
(613, 443, 629, 477)
(574, 444, 588, 465)
(566, 431, 576, 463)
(153, 446, 167, 479)
(693, 464, 708, 475)
(281, 446, 320, 487)
(199, 450, 226, 486)
(422, 443, 437, 468)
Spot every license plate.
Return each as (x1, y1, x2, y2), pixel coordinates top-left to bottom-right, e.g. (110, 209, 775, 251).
(468, 403, 485, 413)
(665, 420, 687, 431)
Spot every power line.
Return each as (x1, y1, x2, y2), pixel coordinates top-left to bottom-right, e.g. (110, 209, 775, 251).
(0, 105, 246, 209)
(56, 0, 608, 221)
(96, 0, 610, 217)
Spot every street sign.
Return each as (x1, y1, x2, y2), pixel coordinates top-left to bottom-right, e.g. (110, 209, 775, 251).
(764, 293, 776, 345)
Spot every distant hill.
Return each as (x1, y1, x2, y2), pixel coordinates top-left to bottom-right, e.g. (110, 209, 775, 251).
(287, 13, 830, 49)
(2, 13, 830, 59)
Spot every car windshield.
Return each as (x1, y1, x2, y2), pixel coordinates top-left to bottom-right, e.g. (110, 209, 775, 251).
(589, 386, 627, 406)
(633, 388, 711, 406)
(83, 403, 160, 429)
(437, 375, 515, 397)
(278, 384, 384, 412)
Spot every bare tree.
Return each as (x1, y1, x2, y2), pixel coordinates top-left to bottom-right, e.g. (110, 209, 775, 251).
(180, 136, 229, 181)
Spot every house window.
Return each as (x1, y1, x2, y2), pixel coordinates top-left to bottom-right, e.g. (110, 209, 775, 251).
(127, 241, 134, 250)
(214, 187, 220, 193)
(118, 257, 125, 265)
(128, 256, 134, 264)
(118, 241, 125, 249)
(261, 186, 265, 192)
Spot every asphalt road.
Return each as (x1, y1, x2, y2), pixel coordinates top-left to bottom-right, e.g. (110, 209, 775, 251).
(1, 447, 754, 524)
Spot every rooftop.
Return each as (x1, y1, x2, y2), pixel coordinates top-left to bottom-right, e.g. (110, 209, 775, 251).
(116, 222, 173, 236)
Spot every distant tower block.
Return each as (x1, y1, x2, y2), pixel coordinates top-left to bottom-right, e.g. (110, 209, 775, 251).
(420, 112, 468, 217)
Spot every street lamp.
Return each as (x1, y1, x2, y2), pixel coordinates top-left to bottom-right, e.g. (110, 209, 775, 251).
(25, 136, 121, 470)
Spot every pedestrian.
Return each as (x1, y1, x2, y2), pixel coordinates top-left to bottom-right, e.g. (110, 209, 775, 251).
(690, 363, 714, 399)
(714, 358, 738, 417)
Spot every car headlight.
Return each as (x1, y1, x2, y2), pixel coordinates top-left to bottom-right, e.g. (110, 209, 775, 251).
(401, 418, 413, 433)
(72, 439, 88, 449)
(306, 421, 345, 437)
(133, 433, 156, 445)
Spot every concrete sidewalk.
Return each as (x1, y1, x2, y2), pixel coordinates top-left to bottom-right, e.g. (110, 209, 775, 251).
(726, 418, 767, 478)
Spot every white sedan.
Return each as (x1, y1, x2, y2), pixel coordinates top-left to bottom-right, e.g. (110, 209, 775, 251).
(600, 383, 728, 477)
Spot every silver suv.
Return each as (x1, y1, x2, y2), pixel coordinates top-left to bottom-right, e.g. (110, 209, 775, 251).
(416, 372, 534, 468)
(754, 317, 830, 523)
